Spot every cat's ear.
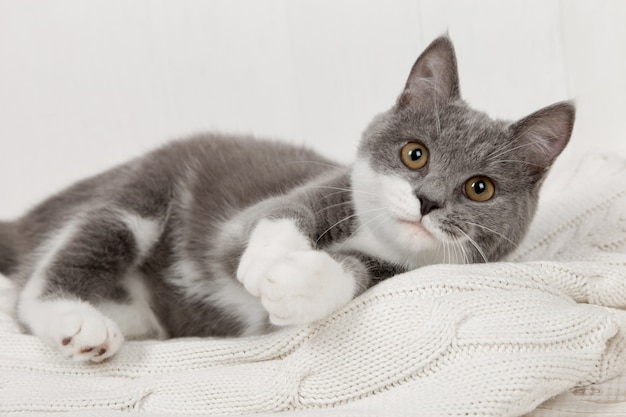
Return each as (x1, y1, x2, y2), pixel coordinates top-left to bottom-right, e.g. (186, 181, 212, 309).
(511, 101, 576, 177)
(398, 36, 461, 109)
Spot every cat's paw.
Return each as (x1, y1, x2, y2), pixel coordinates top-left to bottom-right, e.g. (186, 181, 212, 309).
(260, 250, 356, 325)
(237, 218, 311, 296)
(54, 308, 124, 362)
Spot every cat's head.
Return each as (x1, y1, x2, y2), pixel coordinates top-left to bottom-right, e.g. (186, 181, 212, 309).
(352, 36, 575, 267)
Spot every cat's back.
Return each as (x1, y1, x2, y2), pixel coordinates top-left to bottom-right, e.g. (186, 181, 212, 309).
(174, 134, 341, 211)
(13, 134, 340, 254)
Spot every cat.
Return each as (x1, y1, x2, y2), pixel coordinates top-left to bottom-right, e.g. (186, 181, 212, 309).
(0, 36, 574, 362)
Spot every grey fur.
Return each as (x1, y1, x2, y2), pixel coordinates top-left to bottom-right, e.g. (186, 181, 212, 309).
(0, 36, 575, 338)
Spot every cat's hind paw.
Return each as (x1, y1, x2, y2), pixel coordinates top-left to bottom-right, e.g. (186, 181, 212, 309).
(260, 250, 356, 325)
(31, 303, 126, 363)
(56, 308, 124, 362)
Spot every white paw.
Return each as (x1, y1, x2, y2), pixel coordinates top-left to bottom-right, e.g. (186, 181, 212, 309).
(260, 250, 356, 325)
(23, 301, 126, 362)
(237, 218, 311, 296)
(55, 308, 124, 362)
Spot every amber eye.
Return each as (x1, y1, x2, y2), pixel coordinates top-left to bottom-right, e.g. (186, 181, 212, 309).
(465, 177, 495, 202)
(400, 142, 429, 170)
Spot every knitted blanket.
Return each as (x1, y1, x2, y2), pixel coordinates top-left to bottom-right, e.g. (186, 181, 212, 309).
(1, 152, 626, 417)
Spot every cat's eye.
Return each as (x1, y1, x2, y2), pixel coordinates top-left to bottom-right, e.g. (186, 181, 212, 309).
(400, 142, 429, 170)
(465, 176, 495, 202)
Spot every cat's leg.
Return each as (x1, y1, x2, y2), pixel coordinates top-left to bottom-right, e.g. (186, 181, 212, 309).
(17, 209, 163, 362)
(237, 217, 365, 325)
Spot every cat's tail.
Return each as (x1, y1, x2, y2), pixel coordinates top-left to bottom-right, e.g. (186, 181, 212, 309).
(0, 221, 18, 276)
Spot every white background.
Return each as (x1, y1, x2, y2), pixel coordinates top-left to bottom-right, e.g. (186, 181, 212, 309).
(1, 0, 625, 219)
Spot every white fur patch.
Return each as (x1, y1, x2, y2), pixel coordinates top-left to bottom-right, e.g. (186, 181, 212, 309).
(117, 210, 162, 259)
(349, 159, 464, 268)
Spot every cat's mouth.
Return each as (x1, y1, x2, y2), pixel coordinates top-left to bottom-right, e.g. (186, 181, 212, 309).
(397, 218, 435, 239)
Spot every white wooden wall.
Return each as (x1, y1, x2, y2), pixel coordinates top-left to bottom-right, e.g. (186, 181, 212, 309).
(1, 0, 625, 218)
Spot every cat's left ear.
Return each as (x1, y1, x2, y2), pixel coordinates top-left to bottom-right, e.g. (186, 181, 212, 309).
(511, 101, 576, 178)
(398, 36, 461, 109)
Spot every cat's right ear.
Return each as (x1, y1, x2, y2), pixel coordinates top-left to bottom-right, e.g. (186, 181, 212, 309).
(398, 36, 461, 109)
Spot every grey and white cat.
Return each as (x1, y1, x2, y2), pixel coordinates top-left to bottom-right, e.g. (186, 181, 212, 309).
(0, 36, 574, 362)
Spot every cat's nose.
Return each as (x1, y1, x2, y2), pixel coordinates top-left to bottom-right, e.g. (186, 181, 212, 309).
(417, 195, 441, 216)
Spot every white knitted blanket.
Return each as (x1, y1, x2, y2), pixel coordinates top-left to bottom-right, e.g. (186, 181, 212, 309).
(1, 152, 626, 417)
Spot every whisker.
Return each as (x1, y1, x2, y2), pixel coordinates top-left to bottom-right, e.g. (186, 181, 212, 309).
(454, 226, 488, 263)
(279, 160, 343, 169)
(320, 190, 352, 200)
(306, 185, 380, 198)
(487, 141, 539, 162)
(483, 141, 511, 165)
(456, 236, 469, 265)
(491, 159, 545, 168)
(314, 201, 354, 215)
(451, 236, 461, 265)
(434, 238, 443, 265)
(448, 237, 456, 264)
(315, 207, 386, 244)
(456, 238, 465, 264)
(461, 221, 518, 247)
(349, 210, 389, 239)
(335, 210, 389, 251)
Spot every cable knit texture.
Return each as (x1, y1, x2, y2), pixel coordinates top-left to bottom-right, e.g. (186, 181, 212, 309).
(1, 152, 626, 416)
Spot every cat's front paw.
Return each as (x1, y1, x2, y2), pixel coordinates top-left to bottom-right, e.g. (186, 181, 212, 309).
(237, 218, 311, 296)
(55, 308, 124, 362)
(260, 250, 356, 325)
